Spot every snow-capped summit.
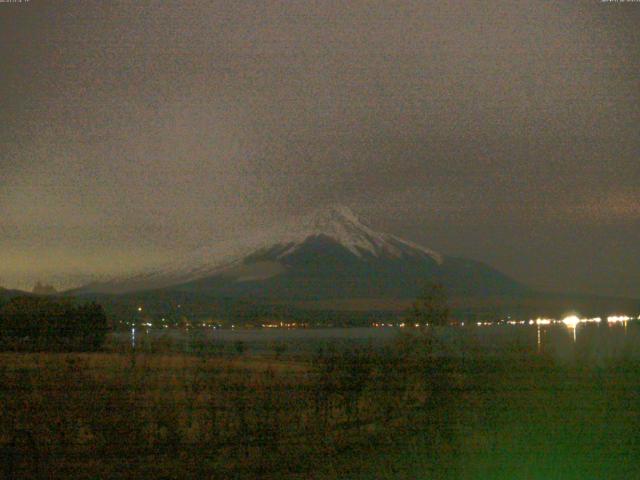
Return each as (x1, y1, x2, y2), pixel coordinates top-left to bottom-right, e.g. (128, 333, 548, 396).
(254, 204, 443, 263)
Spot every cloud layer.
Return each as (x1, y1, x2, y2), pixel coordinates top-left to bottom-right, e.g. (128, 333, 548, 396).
(1, 1, 639, 296)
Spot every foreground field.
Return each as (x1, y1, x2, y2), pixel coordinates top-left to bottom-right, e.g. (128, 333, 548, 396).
(333, 356, 640, 479)
(0, 334, 452, 479)
(2, 335, 640, 479)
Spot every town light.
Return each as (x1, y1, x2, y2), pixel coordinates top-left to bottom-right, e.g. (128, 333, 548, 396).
(562, 315, 580, 328)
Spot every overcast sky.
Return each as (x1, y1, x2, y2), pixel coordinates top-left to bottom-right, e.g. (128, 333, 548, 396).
(1, 1, 639, 296)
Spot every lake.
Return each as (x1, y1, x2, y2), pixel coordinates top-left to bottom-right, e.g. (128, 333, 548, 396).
(115, 320, 640, 361)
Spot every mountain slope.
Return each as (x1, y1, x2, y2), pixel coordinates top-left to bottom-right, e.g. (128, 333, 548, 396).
(79, 205, 525, 300)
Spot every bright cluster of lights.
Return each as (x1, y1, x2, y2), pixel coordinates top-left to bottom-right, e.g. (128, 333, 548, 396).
(370, 315, 638, 329)
(262, 321, 305, 329)
(372, 322, 427, 328)
(535, 318, 553, 325)
(201, 323, 220, 328)
(562, 316, 601, 327)
(465, 314, 635, 328)
(561, 315, 581, 328)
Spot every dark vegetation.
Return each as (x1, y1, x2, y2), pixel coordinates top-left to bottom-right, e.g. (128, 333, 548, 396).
(0, 296, 109, 352)
(0, 329, 453, 479)
(3, 332, 640, 479)
(407, 282, 451, 326)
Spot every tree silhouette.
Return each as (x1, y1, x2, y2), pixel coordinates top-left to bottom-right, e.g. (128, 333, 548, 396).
(0, 296, 108, 351)
(408, 282, 450, 327)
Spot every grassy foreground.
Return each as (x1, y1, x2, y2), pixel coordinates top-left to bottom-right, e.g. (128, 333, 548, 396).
(2, 336, 640, 479)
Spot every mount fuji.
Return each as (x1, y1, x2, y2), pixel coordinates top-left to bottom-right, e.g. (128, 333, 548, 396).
(77, 205, 524, 301)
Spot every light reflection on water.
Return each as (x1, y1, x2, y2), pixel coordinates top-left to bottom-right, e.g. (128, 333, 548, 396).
(120, 320, 640, 360)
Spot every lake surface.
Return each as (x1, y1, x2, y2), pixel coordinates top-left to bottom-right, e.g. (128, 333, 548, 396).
(115, 321, 640, 361)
